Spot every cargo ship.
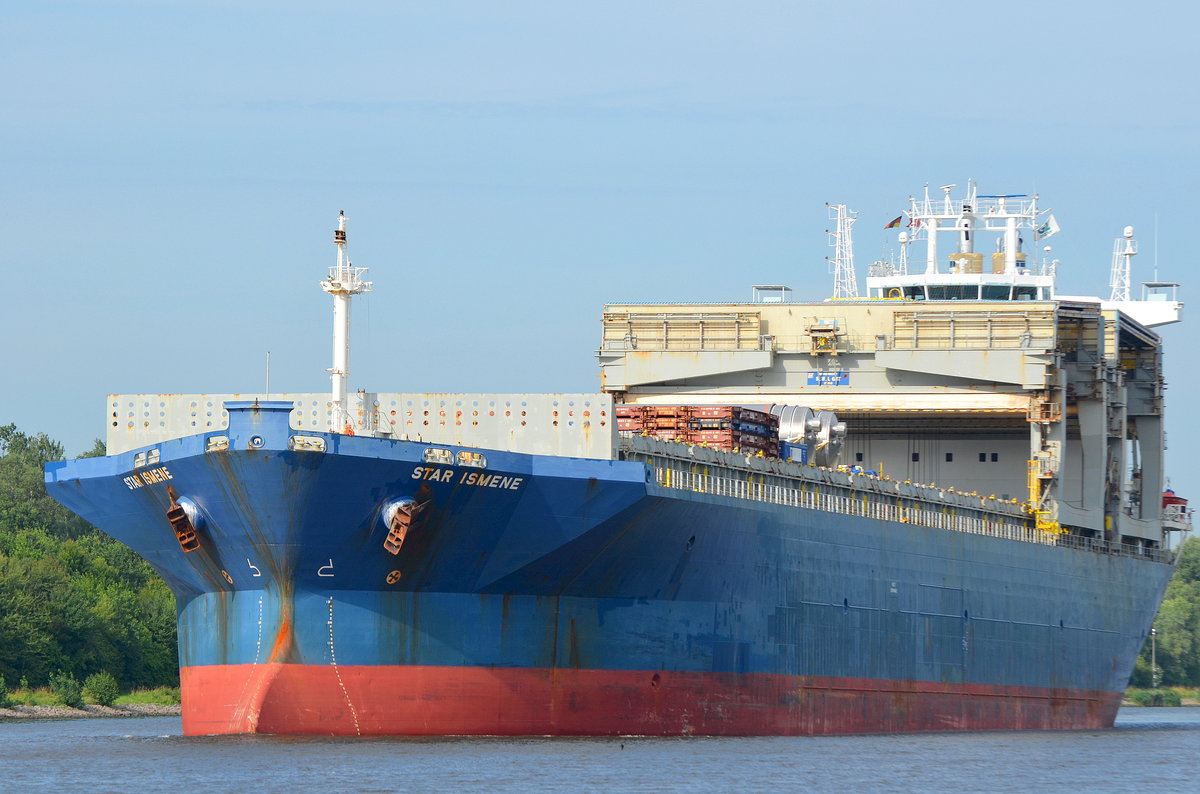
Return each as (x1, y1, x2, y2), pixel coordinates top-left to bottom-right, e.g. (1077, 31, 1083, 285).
(45, 186, 1191, 736)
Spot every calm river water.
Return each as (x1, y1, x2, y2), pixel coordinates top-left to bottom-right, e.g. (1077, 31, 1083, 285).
(3, 707, 1197, 792)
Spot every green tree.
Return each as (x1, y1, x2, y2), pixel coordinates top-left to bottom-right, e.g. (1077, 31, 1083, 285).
(0, 424, 64, 462)
(0, 424, 178, 690)
(1153, 593, 1200, 685)
(0, 424, 92, 540)
(50, 671, 83, 709)
(80, 439, 106, 459)
(1171, 536, 1200, 588)
(83, 671, 120, 707)
(1137, 537, 1200, 686)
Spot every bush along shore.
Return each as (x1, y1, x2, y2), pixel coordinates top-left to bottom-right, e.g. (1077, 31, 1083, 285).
(0, 679, 180, 721)
(1122, 687, 1199, 707)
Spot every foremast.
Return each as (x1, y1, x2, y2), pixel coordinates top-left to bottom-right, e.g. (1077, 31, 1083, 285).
(320, 211, 373, 432)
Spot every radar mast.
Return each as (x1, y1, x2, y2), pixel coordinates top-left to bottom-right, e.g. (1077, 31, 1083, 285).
(320, 211, 373, 432)
(1109, 226, 1136, 302)
(826, 204, 860, 299)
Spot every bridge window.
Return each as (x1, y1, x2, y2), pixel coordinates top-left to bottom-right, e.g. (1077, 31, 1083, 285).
(927, 285, 979, 300)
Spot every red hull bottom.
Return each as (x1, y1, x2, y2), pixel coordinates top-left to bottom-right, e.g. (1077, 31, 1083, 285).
(180, 664, 1121, 736)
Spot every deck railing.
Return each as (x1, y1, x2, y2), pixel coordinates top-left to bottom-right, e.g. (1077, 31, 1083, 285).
(640, 456, 1174, 564)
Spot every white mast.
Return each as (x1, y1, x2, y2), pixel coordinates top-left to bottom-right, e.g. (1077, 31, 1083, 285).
(826, 203, 859, 299)
(924, 184, 951, 274)
(320, 211, 373, 432)
(1109, 226, 1136, 302)
(1102, 223, 1182, 327)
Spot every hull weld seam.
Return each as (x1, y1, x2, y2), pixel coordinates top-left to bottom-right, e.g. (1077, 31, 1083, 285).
(327, 596, 361, 735)
(227, 593, 267, 734)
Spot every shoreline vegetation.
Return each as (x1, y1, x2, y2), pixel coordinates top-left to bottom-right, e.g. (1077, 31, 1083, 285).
(0, 684, 180, 722)
(2, 426, 179, 711)
(1122, 687, 1196, 707)
(0, 702, 181, 721)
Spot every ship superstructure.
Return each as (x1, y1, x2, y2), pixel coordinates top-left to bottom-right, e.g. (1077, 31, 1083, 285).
(599, 182, 1185, 549)
(46, 188, 1189, 736)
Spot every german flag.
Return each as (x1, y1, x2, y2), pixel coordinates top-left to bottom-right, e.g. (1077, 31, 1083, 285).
(884, 215, 902, 229)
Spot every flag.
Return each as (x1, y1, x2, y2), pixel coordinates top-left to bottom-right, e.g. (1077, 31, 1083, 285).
(884, 215, 902, 229)
(907, 217, 921, 228)
(1034, 214, 1060, 241)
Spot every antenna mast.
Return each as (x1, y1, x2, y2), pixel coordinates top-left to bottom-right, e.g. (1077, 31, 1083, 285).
(321, 211, 373, 432)
(1109, 226, 1136, 302)
(826, 203, 859, 299)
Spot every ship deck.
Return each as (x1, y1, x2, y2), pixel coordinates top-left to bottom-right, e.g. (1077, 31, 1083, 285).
(621, 436, 1175, 565)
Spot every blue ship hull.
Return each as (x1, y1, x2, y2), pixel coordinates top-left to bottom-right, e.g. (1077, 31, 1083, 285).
(45, 402, 1171, 735)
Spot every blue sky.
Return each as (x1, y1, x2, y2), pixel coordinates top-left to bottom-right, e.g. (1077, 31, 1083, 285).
(3, 1, 1199, 496)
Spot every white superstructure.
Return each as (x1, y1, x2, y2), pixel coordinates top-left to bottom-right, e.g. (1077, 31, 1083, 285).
(861, 181, 1183, 327)
(597, 181, 1190, 548)
(865, 182, 1055, 303)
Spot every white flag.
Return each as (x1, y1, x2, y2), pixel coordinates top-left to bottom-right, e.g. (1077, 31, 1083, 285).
(1034, 214, 1060, 241)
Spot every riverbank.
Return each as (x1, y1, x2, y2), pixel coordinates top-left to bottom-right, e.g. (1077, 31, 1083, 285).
(0, 703, 180, 722)
(1122, 687, 1200, 707)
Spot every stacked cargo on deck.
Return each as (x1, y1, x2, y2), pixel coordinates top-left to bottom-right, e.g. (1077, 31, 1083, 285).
(616, 405, 780, 456)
